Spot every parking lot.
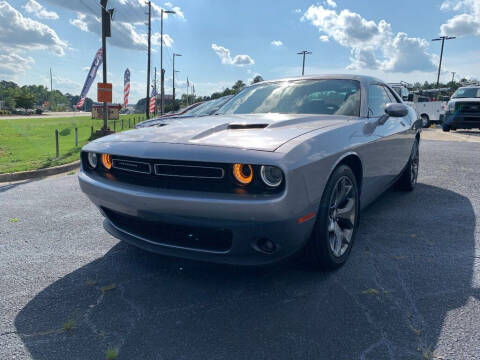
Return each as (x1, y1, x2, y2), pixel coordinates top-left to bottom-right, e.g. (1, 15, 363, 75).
(1, 137, 479, 359)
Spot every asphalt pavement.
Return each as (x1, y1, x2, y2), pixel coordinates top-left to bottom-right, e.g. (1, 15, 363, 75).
(1, 139, 479, 360)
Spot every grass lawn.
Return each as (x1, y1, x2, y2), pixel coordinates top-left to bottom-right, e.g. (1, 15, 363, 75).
(0, 114, 147, 174)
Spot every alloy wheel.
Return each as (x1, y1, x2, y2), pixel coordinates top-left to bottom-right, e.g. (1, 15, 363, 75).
(327, 176, 356, 258)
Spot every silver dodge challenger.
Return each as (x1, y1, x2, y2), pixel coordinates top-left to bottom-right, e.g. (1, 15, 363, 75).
(79, 75, 421, 268)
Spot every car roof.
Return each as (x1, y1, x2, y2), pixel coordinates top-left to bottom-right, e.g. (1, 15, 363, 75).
(252, 74, 385, 86)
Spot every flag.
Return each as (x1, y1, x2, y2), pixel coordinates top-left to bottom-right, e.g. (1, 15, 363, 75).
(76, 48, 103, 109)
(149, 87, 157, 114)
(187, 77, 190, 88)
(123, 68, 130, 108)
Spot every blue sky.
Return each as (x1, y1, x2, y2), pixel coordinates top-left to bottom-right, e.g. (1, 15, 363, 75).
(1, 0, 480, 103)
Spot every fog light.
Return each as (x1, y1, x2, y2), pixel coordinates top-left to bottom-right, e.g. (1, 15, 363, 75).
(87, 152, 97, 168)
(257, 238, 277, 253)
(101, 153, 112, 170)
(232, 164, 253, 185)
(260, 165, 283, 187)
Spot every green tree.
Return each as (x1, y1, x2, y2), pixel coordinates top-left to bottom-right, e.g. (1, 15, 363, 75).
(232, 80, 246, 94)
(14, 93, 35, 109)
(251, 75, 264, 84)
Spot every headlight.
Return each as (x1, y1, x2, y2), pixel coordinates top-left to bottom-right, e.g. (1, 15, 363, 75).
(260, 165, 283, 187)
(232, 164, 253, 185)
(101, 153, 112, 170)
(87, 152, 97, 168)
(448, 102, 455, 111)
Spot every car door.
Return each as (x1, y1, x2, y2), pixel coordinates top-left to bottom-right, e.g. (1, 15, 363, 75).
(367, 83, 411, 187)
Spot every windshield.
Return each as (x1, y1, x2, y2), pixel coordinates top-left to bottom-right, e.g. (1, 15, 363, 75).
(182, 97, 227, 117)
(219, 79, 361, 116)
(452, 87, 480, 98)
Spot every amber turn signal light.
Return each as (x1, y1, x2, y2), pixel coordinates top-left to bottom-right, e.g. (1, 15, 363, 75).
(232, 164, 253, 185)
(101, 153, 112, 170)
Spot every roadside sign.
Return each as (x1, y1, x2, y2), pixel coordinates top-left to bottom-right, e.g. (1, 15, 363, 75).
(97, 83, 112, 103)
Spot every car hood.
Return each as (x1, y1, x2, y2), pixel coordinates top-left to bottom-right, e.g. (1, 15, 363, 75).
(95, 113, 354, 152)
(449, 97, 480, 104)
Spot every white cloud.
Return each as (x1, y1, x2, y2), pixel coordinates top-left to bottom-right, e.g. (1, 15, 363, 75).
(325, 0, 337, 8)
(0, 1, 67, 55)
(211, 44, 254, 67)
(23, 0, 58, 20)
(302, 4, 436, 72)
(69, 13, 173, 51)
(440, 0, 480, 37)
(319, 35, 329, 42)
(294, 8, 302, 13)
(0, 53, 34, 78)
(44, 0, 184, 23)
(271, 40, 283, 47)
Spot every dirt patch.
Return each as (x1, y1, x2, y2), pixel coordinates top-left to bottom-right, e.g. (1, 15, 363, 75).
(421, 128, 480, 143)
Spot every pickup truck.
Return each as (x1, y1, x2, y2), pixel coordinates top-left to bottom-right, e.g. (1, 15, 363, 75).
(442, 86, 480, 132)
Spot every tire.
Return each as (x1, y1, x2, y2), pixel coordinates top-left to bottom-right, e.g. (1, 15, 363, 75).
(442, 124, 450, 132)
(397, 139, 419, 191)
(421, 115, 430, 128)
(306, 165, 360, 269)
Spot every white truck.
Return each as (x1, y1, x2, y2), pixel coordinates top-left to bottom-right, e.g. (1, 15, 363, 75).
(388, 83, 447, 128)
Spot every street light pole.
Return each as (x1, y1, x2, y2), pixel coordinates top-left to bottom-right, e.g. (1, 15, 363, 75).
(432, 36, 456, 88)
(451, 72, 456, 83)
(173, 53, 182, 110)
(297, 50, 312, 76)
(160, 8, 175, 115)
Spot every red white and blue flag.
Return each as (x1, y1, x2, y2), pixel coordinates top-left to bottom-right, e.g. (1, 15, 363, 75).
(123, 68, 130, 108)
(76, 48, 103, 109)
(149, 87, 157, 114)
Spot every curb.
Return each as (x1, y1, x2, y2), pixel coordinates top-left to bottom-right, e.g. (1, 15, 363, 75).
(0, 161, 81, 183)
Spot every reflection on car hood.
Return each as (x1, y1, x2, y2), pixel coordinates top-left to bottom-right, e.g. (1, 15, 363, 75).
(95, 113, 355, 151)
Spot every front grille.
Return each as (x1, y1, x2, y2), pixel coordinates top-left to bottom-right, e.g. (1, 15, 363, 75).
(81, 153, 285, 195)
(455, 102, 480, 114)
(103, 208, 233, 252)
(154, 163, 224, 179)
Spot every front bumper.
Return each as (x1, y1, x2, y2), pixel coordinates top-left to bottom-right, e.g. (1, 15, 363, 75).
(444, 112, 480, 129)
(79, 170, 317, 265)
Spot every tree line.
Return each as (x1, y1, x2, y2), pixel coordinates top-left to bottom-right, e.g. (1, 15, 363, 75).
(0, 80, 93, 113)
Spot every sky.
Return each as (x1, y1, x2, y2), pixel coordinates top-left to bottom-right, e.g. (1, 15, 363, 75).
(1, 0, 480, 104)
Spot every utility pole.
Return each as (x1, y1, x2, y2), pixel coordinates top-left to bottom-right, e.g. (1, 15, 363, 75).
(432, 36, 456, 88)
(49, 68, 53, 92)
(297, 50, 312, 76)
(160, 8, 176, 115)
(145, 1, 151, 119)
(100, 0, 113, 132)
(451, 72, 456, 83)
(153, 66, 157, 115)
(173, 53, 182, 110)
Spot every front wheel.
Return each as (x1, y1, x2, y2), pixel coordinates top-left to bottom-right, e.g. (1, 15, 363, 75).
(397, 139, 419, 191)
(306, 165, 359, 269)
(442, 124, 451, 132)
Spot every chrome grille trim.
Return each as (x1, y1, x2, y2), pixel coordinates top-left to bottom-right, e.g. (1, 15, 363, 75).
(112, 159, 152, 174)
(154, 163, 225, 179)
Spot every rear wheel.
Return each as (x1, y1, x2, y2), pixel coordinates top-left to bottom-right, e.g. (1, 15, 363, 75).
(397, 139, 419, 191)
(306, 165, 359, 269)
(421, 114, 430, 128)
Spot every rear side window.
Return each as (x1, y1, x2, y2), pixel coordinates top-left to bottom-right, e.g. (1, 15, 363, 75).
(368, 85, 391, 117)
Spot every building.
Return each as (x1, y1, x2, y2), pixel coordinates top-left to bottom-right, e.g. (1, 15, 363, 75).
(92, 104, 122, 120)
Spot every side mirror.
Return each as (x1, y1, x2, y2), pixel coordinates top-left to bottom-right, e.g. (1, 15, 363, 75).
(385, 103, 408, 117)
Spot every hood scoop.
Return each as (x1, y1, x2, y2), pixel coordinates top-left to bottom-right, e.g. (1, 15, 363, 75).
(227, 123, 269, 130)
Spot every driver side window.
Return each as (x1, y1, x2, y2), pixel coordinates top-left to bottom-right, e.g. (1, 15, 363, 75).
(368, 85, 391, 117)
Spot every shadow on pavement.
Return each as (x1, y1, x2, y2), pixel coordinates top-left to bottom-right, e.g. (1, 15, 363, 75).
(14, 184, 478, 359)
